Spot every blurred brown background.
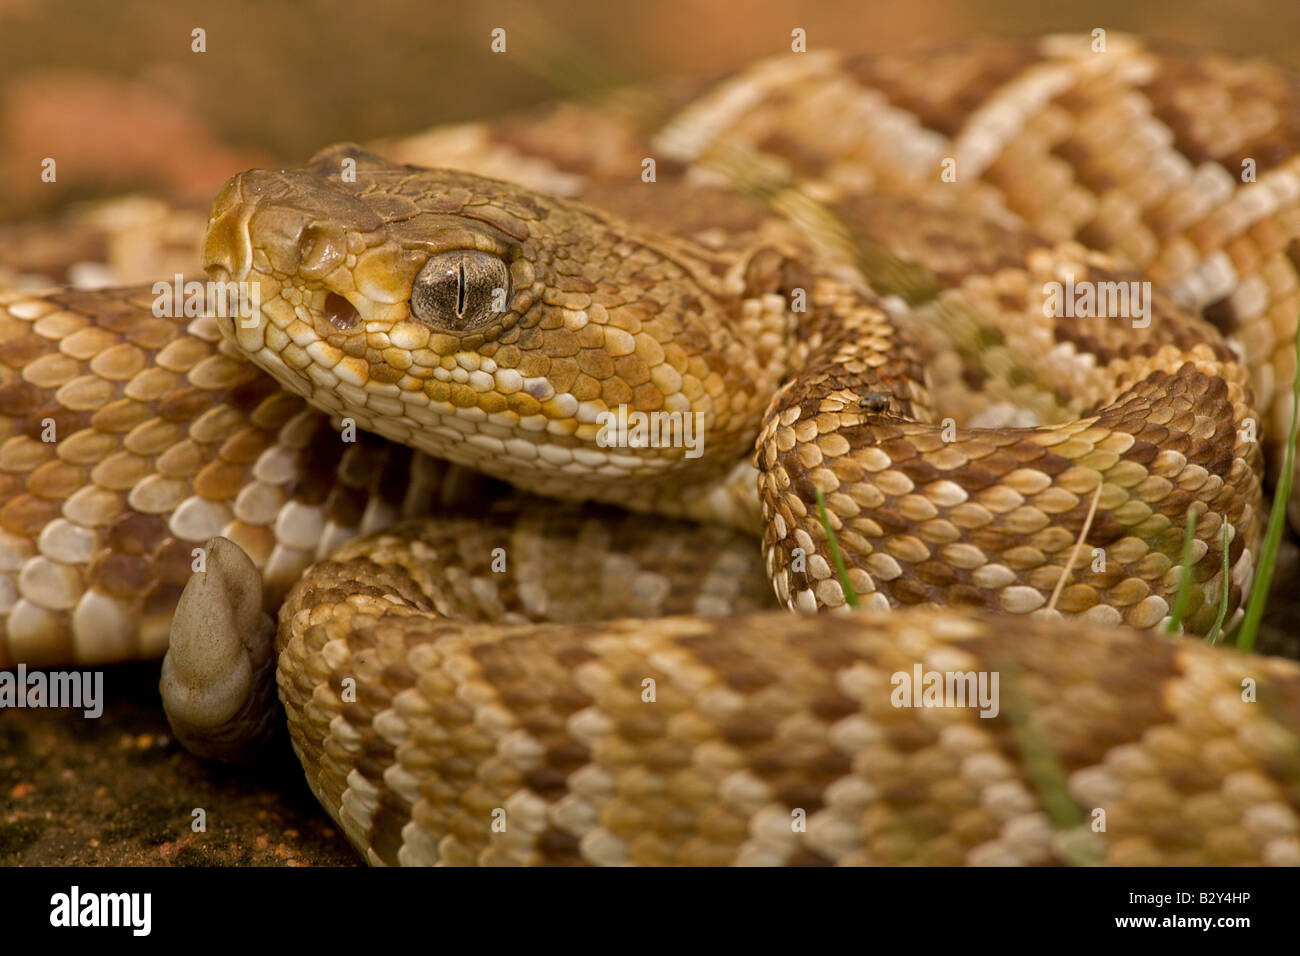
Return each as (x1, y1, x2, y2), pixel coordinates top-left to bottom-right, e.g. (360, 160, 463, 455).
(3, 0, 1300, 220)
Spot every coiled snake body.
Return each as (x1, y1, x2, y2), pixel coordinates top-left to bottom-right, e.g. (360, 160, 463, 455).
(5, 35, 1300, 865)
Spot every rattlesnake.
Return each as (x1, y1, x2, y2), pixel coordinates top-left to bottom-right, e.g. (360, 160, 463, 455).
(4, 34, 1300, 865)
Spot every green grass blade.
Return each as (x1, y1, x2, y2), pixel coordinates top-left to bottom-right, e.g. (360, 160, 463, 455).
(815, 488, 859, 609)
(1206, 522, 1232, 645)
(1002, 668, 1103, 865)
(1237, 315, 1300, 652)
(1165, 511, 1198, 633)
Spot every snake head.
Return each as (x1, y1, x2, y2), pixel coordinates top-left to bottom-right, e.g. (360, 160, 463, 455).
(201, 145, 794, 506)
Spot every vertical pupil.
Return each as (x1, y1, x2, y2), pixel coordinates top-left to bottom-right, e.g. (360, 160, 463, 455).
(457, 260, 467, 317)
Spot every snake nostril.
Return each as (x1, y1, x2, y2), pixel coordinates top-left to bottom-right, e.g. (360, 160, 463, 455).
(324, 293, 360, 331)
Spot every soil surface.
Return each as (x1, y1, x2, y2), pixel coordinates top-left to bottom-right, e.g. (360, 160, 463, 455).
(1, 661, 357, 866)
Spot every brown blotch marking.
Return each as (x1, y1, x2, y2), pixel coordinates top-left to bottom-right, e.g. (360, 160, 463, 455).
(890, 576, 933, 605)
(870, 508, 912, 537)
(809, 691, 859, 723)
(1123, 439, 1160, 469)
(1139, 50, 1300, 179)
(545, 739, 590, 773)
(217, 427, 273, 465)
(290, 426, 348, 506)
(948, 583, 997, 609)
(742, 246, 793, 300)
(338, 700, 377, 732)
(757, 131, 834, 178)
(786, 847, 834, 867)
(379, 660, 416, 691)
(1048, 137, 1123, 195)
(192, 460, 248, 500)
(627, 271, 659, 292)
(554, 643, 597, 670)
(226, 374, 283, 415)
(353, 672, 394, 711)
(1, 495, 61, 537)
(523, 767, 570, 798)
(914, 560, 959, 587)
(322, 483, 369, 529)
(525, 739, 592, 801)
(366, 788, 414, 866)
(0, 381, 49, 418)
(947, 464, 1002, 494)
(875, 434, 921, 464)
(158, 387, 218, 423)
(675, 632, 779, 693)
(980, 634, 1180, 775)
(142, 581, 182, 624)
(616, 710, 668, 743)
(721, 716, 775, 747)
(537, 826, 584, 864)
(473, 646, 542, 707)
(372, 441, 416, 508)
(893, 453, 944, 486)
(1022, 449, 1071, 477)
(49, 288, 125, 315)
(887, 716, 943, 755)
(788, 629, 855, 671)
(1102, 368, 1234, 478)
(106, 510, 169, 555)
(551, 682, 595, 716)
(27, 460, 86, 498)
(744, 739, 843, 816)
(86, 551, 151, 598)
(1003, 441, 1055, 469)
(967, 526, 1021, 554)
(843, 40, 1045, 138)
(0, 331, 52, 369)
(368, 363, 405, 386)
(153, 537, 201, 586)
(972, 449, 1026, 477)
(1283, 237, 1300, 276)
(0, 474, 23, 506)
(1202, 295, 1238, 334)
(779, 780, 833, 813)
(354, 749, 397, 783)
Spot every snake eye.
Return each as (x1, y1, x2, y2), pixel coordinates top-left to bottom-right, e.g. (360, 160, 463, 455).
(411, 251, 510, 332)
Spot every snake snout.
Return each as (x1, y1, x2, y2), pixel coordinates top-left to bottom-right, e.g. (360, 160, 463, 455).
(203, 165, 386, 285)
(202, 172, 256, 282)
